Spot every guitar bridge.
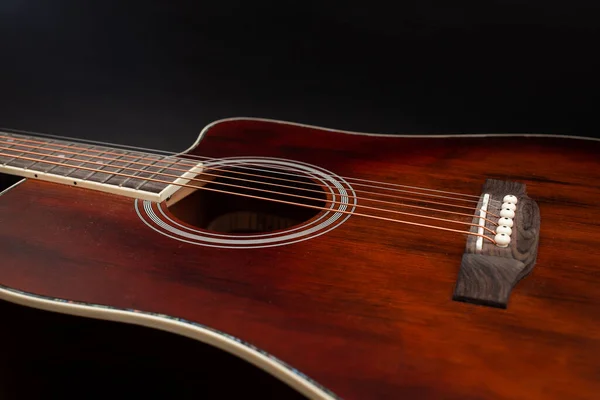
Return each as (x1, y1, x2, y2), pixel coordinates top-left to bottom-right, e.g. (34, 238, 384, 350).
(452, 179, 541, 309)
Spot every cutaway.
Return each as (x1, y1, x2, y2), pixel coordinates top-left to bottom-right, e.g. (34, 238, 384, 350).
(2, 118, 600, 400)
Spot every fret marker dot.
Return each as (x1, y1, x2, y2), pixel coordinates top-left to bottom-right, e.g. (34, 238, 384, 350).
(58, 154, 65, 158)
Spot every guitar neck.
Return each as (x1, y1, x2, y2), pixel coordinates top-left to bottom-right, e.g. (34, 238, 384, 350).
(0, 131, 203, 202)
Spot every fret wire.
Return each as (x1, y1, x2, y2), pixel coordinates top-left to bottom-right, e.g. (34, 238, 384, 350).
(44, 141, 79, 174)
(105, 151, 141, 186)
(95, 148, 140, 184)
(0, 140, 20, 165)
(137, 159, 179, 191)
(94, 150, 122, 184)
(34, 140, 81, 173)
(118, 154, 155, 188)
(27, 139, 64, 171)
(2, 131, 178, 175)
(30, 140, 55, 165)
(134, 158, 163, 190)
(92, 151, 112, 183)
(62, 145, 95, 176)
(2, 137, 177, 195)
(64, 146, 102, 180)
(4, 137, 37, 169)
(1, 135, 181, 193)
(85, 150, 113, 183)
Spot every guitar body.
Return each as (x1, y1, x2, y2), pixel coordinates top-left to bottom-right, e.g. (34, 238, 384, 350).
(1, 118, 599, 399)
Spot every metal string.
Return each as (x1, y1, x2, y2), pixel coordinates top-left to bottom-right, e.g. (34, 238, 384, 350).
(0, 133, 480, 204)
(0, 128, 481, 200)
(0, 135, 486, 216)
(0, 146, 499, 236)
(0, 137, 500, 221)
(0, 150, 496, 244)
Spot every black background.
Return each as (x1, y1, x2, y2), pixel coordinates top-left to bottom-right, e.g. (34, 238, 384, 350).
(1, 1, 599, 399)
(1, 1, 599, 152)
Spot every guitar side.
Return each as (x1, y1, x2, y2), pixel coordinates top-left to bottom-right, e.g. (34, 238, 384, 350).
(1, 118, 600, 399)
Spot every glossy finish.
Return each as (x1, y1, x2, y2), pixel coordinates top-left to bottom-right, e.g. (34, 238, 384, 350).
(1, 119, 600, 399)
(455, 179, 541, 308)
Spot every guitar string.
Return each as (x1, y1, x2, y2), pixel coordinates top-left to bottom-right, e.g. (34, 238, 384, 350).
(0, 150, 497, 244)
(0, 129, 480, 199)
(0, 147, 499, 236)
(0, 135, 483, 208)
(0, 134, 480, 203)
(0, 137, 500, 221)
(190, 161, 483, 204)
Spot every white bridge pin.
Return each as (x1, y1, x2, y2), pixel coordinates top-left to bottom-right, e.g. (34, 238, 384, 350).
(500, 208, 516, 219)
(502, 202, 516, 211)
(494, 233, 511, 247)
(496, 225, 513, 236)
(498, 217, 514, 227)
(503, 194, 518, 204)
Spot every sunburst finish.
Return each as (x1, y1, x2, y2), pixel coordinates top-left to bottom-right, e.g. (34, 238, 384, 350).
(1, 118, 600, 399)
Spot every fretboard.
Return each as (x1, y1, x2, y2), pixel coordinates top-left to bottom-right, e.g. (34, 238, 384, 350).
(0, 131, 204, 202)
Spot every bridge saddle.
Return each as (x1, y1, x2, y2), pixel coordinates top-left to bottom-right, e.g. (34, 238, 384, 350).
(453, 179, 541, 309)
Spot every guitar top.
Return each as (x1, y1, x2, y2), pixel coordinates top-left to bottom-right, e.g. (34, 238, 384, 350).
(1, 118, 599, 399)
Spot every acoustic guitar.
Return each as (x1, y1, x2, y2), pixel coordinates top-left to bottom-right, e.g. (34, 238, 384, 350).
(1, 118, 599, 399)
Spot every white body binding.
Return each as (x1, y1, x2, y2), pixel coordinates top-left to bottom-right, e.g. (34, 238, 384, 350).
(0, 160, 204, 202)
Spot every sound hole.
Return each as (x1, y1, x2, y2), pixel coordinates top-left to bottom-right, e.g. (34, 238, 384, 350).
(167, 167, 328, 234)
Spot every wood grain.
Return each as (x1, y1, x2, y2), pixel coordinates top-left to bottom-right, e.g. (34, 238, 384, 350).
(453, 254, 527, 308)
(455, 179, 541, 308)
(1, 119, 600, 399)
